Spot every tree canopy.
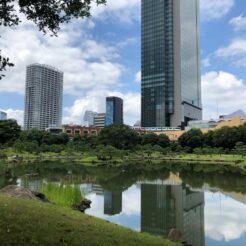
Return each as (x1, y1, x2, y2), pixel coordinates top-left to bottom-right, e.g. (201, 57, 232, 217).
(0, 119, 21, 144)
(99, 124, 140, 149)
(178, 128, 203, 150)
(0, 0, 107, 78)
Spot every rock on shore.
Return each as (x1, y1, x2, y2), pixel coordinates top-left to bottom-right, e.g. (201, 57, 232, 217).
(0, 185, 49, 202)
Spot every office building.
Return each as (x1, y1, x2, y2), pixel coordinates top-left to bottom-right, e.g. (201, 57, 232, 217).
(141, 0, 202, 128)
(105, 97, 123, 126)
(0, 111, 7, 120)
(93, 113, 106, 128)
(24, 64, 63, 130)
(84, 110, 97, 127)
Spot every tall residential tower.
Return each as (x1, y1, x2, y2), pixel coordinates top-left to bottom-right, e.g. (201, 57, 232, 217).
(24, 64, 63, 130)
(141, 0, 202, 128)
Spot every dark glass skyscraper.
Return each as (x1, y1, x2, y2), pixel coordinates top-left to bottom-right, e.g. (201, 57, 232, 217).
(105, 97, 123, 126)
(141, 0, 202, 128)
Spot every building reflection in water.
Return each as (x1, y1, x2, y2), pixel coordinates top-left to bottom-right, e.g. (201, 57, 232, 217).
(18, 177, 43, 191)
(141, 183, 205, 246)
(104, 191, 122, 215)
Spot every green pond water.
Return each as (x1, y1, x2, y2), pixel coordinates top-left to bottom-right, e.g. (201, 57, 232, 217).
(1, 161, 246, 246)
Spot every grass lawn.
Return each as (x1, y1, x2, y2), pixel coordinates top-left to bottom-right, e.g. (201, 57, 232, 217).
(0, 194, 179, 246)
(174, 154, 246, 165)
(2, 147, 246, 167)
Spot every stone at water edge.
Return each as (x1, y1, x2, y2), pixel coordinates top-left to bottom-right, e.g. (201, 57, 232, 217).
(72, 199, 92, 213)
(0, 185, 50, 202)
(82, 198, 92, 206)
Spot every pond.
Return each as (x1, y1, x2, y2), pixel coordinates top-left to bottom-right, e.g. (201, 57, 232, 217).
(1, 162, 246, 246)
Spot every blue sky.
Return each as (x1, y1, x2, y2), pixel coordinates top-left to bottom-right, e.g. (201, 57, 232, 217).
(0, 0, 245, 126)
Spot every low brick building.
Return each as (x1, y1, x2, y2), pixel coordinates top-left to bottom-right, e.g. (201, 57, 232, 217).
(63, 125, 102, 137)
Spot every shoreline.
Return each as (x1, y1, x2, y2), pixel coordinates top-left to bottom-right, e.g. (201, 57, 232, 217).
(3, 154, 246, 165)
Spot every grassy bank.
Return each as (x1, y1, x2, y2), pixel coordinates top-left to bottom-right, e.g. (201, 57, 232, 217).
(0, 194, 178, 246)
(2, 148, 246, 169)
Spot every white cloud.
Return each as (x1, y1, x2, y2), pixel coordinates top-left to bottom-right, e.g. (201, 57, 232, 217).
(202, 58, 211, 67)
(64, 89, 140, 126)
(202, 71, 246, 120)
(1, 109, 24, 126)
(230, 15, 246, 31)
(92, 0, 235, 23)
(135, 71, 141, 83)
(200, 0, 234, 21)
(205, 192, 246, 242)
(0, 18, 123, 96)
(216, 39, 246, 57)
(216, 39, 246, 67)
(0, 4, 142, 127)
(122, 185, 140, 216)
(91, 0, 140, 24)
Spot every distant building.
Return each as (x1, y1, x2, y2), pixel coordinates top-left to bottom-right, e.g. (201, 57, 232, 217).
(186, 120, 217, 130)
(152, 116, 246, 141)
(62, 125, 101, 136)
(105, 97, 123, 126)
(94, 113, 106, 128)
(0, 111, 7, 120)
(91, 184, 104, 196)
(134, 120, 141, 127)
(24, 64, 63, 130)
(84, 110, 97, 127)
(45, 126, 63, 134)
(219, 110, 246, 120)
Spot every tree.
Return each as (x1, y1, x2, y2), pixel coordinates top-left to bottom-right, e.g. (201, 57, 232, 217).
(178, 128, 203, 150)
(49, 144, 64, 153)
(142, 133, 159, 146)
(203, 130, 215, 147)
(141, 144, 153, 158)
(157, 134, 170, 148)
(170, 141, 183, 153)
(152, 145, 163, 154)
(13, 139, 24, 152)
(23, 141, 40, 154)
(0, 119, 21, 144)
(99, 124, 140, 149)
(20, 129, 45, 145)
(234, 142, 246, 157)
(0, 53, 14, 80)
(213, 126, 240, 149)
(20, 130, 69, 146)
(0, 0, 106, 78)
(237, 124, 246, 144)
(96, 145, 117, 161)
